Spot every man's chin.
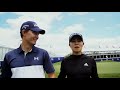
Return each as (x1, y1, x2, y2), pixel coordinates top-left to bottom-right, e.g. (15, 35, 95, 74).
(31, 43, 36, 46)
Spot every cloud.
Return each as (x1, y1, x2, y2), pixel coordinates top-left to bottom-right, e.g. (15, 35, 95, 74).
(83, 37, 120, 51)
(0, 12, 6, 15)
(116, 24, 120, 27)
(0, 28, 21, 48)
(72, 12, 88, 15)
(67, 12, 89, 16)
(7, 12, 63, 32)
(36, 33, 71, 56)
(104, 26, 112, 30)
(63, 24, 85, 35)
(89, 18, 95, 22)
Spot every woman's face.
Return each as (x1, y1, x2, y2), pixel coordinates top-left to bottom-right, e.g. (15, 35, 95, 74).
(69, 38, 84, 54)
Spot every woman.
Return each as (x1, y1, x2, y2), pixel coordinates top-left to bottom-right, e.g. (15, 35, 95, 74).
(58, 33, 99, 79)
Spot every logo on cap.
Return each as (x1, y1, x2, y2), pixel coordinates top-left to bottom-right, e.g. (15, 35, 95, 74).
(33, 23, 38, 27)
(21, 25, 29, 30)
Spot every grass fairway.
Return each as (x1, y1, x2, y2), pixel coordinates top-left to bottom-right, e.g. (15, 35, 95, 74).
(53, 60, 120, 78)
(97, 60, 120, 78)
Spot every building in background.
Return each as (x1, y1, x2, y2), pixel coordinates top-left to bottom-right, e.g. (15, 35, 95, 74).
(83, 50, 120, 62)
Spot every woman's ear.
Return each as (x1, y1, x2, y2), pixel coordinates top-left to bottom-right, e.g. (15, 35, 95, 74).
(83, 42, 84, 45)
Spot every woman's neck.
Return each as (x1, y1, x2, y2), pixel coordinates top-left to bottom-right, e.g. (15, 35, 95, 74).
(72, 51, 82, 55)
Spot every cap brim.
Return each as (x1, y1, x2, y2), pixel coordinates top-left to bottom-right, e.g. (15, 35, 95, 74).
(31, 27, 45, 34)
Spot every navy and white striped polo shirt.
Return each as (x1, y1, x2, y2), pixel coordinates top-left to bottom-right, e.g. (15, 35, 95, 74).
(1, 45, 55, 78)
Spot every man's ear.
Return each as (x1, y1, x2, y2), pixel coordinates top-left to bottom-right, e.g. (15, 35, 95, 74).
(22, 30, 25, 34)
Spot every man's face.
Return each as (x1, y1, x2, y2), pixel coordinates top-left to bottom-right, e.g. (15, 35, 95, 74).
(69, 38, 84, 53)
(22, 30, 40, 45)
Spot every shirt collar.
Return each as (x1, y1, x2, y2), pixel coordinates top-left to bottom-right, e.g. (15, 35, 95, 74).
(17, 45, 37, 54)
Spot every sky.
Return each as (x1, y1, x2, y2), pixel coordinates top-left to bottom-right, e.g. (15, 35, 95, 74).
(0, 12, 120, 57)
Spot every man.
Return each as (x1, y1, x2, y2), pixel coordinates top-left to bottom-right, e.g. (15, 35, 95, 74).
(1, 21, 56, 78)
(58, 33, 99, 78)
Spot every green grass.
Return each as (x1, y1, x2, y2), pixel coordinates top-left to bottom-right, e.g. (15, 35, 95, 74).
(97, 60, 120, 78)
(53, 62, 61, 77)
(53, 60, 120, 78)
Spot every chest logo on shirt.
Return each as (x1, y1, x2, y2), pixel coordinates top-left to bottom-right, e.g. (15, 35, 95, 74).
(84, 63, 88, 66)
(34, 57, 39, 60)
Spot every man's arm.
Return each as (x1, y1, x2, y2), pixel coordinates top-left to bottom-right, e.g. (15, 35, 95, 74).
(43, 50, 56, 78)
(1, 56, 12, 78)
(48, 72, 56, 78)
